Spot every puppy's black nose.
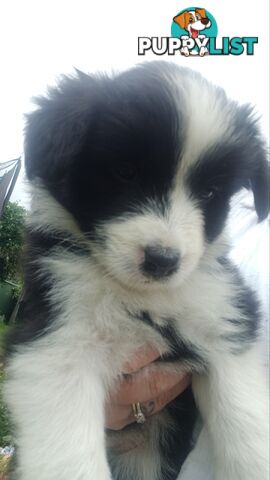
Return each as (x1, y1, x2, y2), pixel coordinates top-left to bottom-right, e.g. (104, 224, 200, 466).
(142, 245, 180, 279)
(201, 17, 209, 25)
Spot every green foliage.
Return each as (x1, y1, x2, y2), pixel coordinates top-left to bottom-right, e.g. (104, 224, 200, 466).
(0, 369, 12, 447)
(0, 315, 10, 362)
(0, 322, 12, 447)
(10, 282, 23, 302)
(0, 202, 27, 282)
(0, 320, 8, 359)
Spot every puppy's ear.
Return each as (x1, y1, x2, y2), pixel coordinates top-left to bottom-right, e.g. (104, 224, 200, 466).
(237, 105, 270, 221)
(249, 152, 269, 221)
(24, 73, 97, 182)
(173, 12, 188, 30)
(195, 8, 207, 19)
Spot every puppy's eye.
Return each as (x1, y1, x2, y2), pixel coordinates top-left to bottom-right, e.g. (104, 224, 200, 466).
(200, 188, 218, 201)
(115, 163, 137, 182)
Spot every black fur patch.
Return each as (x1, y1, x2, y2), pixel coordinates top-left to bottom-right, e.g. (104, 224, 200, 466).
(25, 63, 184, 235)
(218, 257, 261, 350)
(130, 310, 205, 369)
(160, 387, 198, 480)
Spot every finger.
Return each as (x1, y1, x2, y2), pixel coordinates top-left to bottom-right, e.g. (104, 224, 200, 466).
(106, 376, 191, 431)
(114, 369, 188, 405)
(122, 346, 161, 374)
(131, 375, 191, 421)
(105, 402, 131, 430)
(150, 374, 191, 414)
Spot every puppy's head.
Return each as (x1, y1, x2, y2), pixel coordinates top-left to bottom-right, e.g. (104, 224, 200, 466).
(173, 9, 211, 38)
(25, 62, 269, 291)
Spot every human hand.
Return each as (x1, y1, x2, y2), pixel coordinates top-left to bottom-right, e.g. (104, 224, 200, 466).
(105, 347, 191, 431)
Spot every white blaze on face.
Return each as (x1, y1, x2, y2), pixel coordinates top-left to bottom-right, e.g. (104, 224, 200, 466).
(170, 70, 235, 178)
(169, 184, 205, 279)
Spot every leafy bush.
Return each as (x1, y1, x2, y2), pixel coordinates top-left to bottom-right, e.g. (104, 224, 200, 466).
(0, 202, 27, 282)
(0, 322, 12, 447)
(0, 370, 12, 447)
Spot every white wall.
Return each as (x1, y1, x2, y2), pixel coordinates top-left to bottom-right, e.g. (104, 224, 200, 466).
(0, 0, 269, 206)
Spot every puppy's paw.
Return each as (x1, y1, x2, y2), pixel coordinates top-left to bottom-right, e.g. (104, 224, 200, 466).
(199, 47, 208, 56)
(181, 46, 190, 56)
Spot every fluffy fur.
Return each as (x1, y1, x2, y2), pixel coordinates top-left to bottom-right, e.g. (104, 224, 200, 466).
(4, 62, 269, 480)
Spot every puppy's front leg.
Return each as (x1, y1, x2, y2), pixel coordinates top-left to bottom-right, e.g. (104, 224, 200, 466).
(193, 347, 269, 480)
(5, 345, 112, 480)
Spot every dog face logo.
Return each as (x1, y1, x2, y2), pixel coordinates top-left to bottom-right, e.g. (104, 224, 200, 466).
(172, 7, 217, 56)
(173, 8, 211, 39)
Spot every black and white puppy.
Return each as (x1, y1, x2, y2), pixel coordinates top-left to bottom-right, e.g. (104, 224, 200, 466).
(4, 62, 269, 480)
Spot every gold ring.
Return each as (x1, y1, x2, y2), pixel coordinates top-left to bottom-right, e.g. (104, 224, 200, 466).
(132, 402, 146, 424)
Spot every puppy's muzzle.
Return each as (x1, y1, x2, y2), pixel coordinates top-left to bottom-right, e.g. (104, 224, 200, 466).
(142, 245, 180, 279)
